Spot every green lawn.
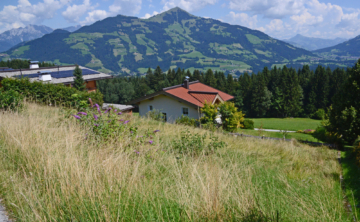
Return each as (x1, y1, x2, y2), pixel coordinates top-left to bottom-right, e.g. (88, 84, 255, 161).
(238, 129, 321, 142)
(341, 150, 360, 220)
(252, 118, 321, 131)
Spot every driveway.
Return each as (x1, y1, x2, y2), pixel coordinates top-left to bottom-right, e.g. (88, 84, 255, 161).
(254, 128, 296, 133)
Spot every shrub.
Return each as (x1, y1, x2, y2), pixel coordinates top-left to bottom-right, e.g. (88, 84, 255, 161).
(1, 78, 103, 108)
(296, 130, 304, 133)
(311, 108, 326, 120)
(218, 102, 245, 132)
(172, 130, 225, 156)
(200, 102, 218, 124)
(0, 89, 24, 111)
(146, 109, 164, 122)
(354, 138, 360, 167)
(303, 129, 315, 134)
(313, 126, 343, 145)
(71, 103, 159, 143)
(175, 115, 200, 127)
(243, 119, 254, 129)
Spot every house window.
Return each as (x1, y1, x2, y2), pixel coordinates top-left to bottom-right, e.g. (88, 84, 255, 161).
(149, 105, 153, 111)
(182, 107, 189, 116)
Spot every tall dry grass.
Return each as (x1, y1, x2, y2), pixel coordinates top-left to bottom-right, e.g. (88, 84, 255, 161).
(0, 103, 351, 221)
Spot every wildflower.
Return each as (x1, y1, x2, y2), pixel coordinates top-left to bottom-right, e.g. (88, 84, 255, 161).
(153, 130, 160, 133)
(131, 131, 134, 134)
(119, 119, 124, 122)
(117, 112, 122, 115)
(93, 114, 98, 120)
(104, 107, 112, 114)
(149, 140, 153, 145)
(72, 115, 81, 120)
(124, 120, 130, 124)
(94, 124, 99, 127)
(88, 98, 93, 107)
(114, 109, 117, 113)
(134, 150, 140, 154)
(77, 112, 87, 116)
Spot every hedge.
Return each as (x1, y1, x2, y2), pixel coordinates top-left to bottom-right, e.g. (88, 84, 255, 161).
(1, 78, 103, 107)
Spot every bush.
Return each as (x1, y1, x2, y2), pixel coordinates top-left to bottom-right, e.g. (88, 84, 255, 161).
(0, 89, 24, 111)
(296, 130, 304, 133)
(175, 115, 200, 127)
(311, 108, 326, 120)
(218, 102, 245, 132)
(313, 126, 343, 145)
(1, 78, 103, 108)
(354, 138, 360, 167)
(200, 102, 218, 124)
(243, 119, 254, 129)
(71, 103, 160, 143)
(146, 109, 164, 122)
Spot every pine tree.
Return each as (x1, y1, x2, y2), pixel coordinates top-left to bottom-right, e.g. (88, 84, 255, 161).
(73, 65, 85, 91)
(204, 69, 217, 87)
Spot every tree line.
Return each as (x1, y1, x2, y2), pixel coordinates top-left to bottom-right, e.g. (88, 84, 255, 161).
(98, 64, 349, 119)
(0, 59, 55, 69)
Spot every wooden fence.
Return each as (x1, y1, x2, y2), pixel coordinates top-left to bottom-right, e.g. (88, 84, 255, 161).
(229, 132, 339, 149)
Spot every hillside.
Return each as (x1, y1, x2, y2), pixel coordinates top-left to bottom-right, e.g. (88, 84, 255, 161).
(0, 25, 53, 53)
(283, 34, 347, 51)
(314, 35, 360, 58)
(4, 7, 317, 74)
(0, 102, 353, 221)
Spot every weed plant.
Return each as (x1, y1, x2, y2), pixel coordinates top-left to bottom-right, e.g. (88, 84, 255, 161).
(0, 103, 353, 221)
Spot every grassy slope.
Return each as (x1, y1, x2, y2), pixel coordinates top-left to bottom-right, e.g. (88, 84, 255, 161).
(341, 150, 360, 220)
(252, 118, 321, 131)
(0, 104, 352, 221)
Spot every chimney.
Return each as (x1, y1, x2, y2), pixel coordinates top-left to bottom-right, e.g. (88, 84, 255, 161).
(183, 76, 190, 89)
(38, 70, 52, 81)
(29, 61, 39, 69)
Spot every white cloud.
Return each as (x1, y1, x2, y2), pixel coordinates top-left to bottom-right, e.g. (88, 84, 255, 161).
(62, 0, 96, 23)
(162, 0, 218, 12)
(0, 0, 70, 33)
(81, 10, 109, 25)
(110, 0, 142, 15)
(228, 0, 306, 19)
(228, 11, 258, 29)
(142, 11, 159, 19)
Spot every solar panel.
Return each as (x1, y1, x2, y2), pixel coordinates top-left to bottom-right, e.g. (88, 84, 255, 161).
(0, 68, 13, 72)
(15, 68, 100, 79)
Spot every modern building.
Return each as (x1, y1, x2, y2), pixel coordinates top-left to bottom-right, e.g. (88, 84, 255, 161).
(127, 78, 234, 123)
(0, 61, 112, 92)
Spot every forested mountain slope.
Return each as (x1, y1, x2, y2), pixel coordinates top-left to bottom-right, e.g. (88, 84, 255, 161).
(314, 35, 360, 57)
(5, 7, 317, 74)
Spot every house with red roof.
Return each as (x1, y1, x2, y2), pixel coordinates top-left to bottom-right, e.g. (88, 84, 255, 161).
(127, 78, 234, 122)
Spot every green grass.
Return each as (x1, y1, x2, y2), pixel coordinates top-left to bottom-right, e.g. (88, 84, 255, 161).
(252, 118, 321, 131)
(238, 129, 320, 142)
(0, 104, 351, 221)
(341, 150, 360, 220)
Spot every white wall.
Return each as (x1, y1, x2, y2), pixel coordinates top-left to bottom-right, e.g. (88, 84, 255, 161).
(138, 94, 200, 123)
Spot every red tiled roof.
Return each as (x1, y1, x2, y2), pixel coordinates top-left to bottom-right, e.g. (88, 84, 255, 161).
(165, 82, 234, 107)
(190, 93, 217, 104)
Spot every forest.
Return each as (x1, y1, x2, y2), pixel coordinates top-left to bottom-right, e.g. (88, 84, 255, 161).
(97, 64, 348, 119)
(0, 59, 55, 69)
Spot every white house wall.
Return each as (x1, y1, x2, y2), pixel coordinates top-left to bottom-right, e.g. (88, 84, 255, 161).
(138, 94, 200, 123)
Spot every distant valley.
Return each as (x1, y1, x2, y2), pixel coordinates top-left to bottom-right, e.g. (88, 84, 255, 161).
(283, 34, 347, 51)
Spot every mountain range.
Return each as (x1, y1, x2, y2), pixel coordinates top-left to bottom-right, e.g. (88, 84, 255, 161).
(283, 34, 347, 51)
(0, 25, 82, 53)
(314, 35, 360, 58)
(0, 25, 53, 52)
(3, 7, 318, 74)
(2, 7, 358, 74)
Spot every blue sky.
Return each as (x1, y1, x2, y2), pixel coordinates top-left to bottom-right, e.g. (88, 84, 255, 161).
(0, 0, 359, 40)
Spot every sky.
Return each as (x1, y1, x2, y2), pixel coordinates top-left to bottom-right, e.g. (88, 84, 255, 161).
(0, 0, 359, 40)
